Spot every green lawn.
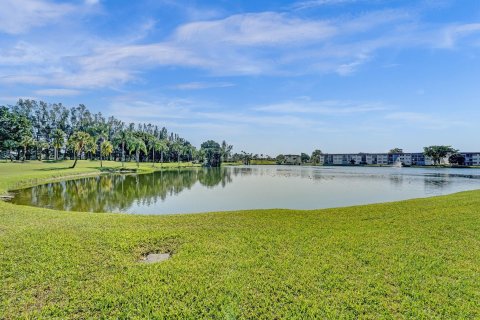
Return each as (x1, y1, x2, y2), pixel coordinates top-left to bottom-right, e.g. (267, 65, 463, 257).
(1, 161, 479, 318)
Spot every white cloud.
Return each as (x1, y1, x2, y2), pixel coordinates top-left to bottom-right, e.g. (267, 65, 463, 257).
(174, 12, 337, 46)
(292, 0, 359, 10)
(34, 89, 82, 96)
(0, 0, 75, 34)
(0, 6, 479, 89)
(171, 82, 234, 90)
(385, 112, 466, 129)
(254, 100, 388, 115)
(440, 23, 480, 48)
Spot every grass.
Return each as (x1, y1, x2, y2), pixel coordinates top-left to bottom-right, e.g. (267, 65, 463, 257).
(1, 161, 480, 318)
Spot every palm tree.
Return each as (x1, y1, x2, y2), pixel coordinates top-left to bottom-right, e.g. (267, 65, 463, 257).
(113, 130, 131, 167)
(158, 139, 168, 166)
(147, 136, 161, 167)
(220, 140, 233, 163)
(100, 140, 113, 168)
(171, 141, 183, 165)
(85, 138, 97, 160)
(94, 127, 109, 165)
(128, 137, 147, 168)
(52, 128, 65, 161)
(68, 131, 92, 168)
(20, 135, 35, 161)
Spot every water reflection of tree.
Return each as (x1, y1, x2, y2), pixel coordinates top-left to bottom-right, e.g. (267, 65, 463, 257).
(198, 168, 232, 188)
(424, 178, 452, 195)
(17, 168, 233, 213)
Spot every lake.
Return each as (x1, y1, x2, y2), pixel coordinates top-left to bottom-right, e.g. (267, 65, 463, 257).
(10, 165, 480, 214)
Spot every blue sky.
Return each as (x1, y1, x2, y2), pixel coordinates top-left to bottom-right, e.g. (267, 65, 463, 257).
(1, 0, 480, 155)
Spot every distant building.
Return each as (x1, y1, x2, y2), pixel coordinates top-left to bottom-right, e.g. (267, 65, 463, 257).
(461, 153, 480, 166)
(283, 154, 301, 165)
(319, 151, 480, 166)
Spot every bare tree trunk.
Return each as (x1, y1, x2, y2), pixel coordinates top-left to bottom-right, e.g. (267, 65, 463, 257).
(152, 150, 155, 167)
(71, 152, 79, 168)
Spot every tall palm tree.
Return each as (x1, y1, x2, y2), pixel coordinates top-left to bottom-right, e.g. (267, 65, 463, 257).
(147, 136, 161, 167)
(128, 137, 147, 168)
(171, 141, 183, 165)
(158, 139, 168, 166)
(100, 140, 113, 168)
(220, 140, 233, 163)
(68, 131, 92, 168)
(20, 135, 35, 162)
(85, 138, 97, 160)
(113, 130, 131, 167)
(94, 126, 108, 165)
(52, 128, 65, 161)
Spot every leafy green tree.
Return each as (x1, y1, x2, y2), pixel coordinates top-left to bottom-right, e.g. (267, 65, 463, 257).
(68, 131, 92, 168)
(389, 148, 404, 154)
(128, 137, 147, 168)
(200, 140, 222, 167)
(1, 106, 31, 159)
(20, 135, 35, 161)
(276, 154, 285, 164)
(423, 146, 457, 165)
(100, 140, 113, 167)
(35, 140, 50, 160)
(3, 140, 17, 161)
(301, 153, 310, 163)
(311, 149, 323, 165)
(449, 153, 466, 166)
(52, 129, 65, 161)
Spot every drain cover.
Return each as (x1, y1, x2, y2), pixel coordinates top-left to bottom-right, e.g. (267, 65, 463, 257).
(140, 253, 171, 263)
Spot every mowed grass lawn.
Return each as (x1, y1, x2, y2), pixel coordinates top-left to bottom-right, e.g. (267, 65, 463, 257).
(1, 161, 480, 319)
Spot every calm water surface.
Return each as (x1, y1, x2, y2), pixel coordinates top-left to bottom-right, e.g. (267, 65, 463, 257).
(10, 166, 480, 214)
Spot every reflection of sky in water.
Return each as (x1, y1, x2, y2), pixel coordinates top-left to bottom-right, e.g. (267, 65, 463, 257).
(10, 166, 480, 215)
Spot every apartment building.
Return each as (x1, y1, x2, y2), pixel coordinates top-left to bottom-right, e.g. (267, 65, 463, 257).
(320, 152, 480, 166)
(462, 153, 480, 166)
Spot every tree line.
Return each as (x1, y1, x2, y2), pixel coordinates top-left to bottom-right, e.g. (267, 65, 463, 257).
(0, 99, 232, 167)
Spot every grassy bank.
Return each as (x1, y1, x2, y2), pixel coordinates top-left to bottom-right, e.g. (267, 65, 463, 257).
(1, 161, 479, 318)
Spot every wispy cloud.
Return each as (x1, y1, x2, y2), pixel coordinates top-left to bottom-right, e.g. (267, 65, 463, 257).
(440, 23, 480, 48)
(385, 112, 467, 129)
(292, 0, 360, 10)
(34, 89, 82, 97)
(0, 0, 75, 34)
(1, 3, 479, 91)
(254, 99, 388, 115)
(170, 82, 234, 90)
(174, 12, 337, 46)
